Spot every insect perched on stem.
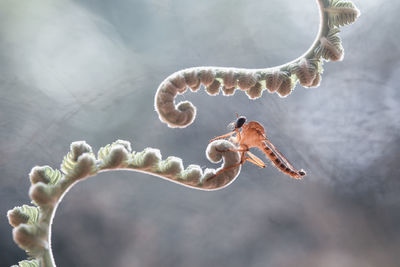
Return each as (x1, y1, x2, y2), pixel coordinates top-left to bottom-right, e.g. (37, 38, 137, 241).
(209, 114, 306, 180)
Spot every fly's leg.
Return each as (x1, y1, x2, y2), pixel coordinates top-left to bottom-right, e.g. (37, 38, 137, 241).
(209, 131, 236, 143)
(207, 151, 246, 181)
(207, 154, 265, 181)
(245, 151, 266, 168)
(221, 148, 266, 168)
(207, 150, 266, 181)
(208, 160, 244, 180)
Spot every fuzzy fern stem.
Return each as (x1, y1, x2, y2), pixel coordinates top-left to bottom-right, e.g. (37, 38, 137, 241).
(154, 0, 360, 128)
(8, 140, 241, 266)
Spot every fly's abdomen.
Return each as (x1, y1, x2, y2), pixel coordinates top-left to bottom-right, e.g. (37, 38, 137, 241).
(261, 144, 306, 179)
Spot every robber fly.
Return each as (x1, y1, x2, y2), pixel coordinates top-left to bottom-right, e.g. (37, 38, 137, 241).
(210, 114, 306, 179)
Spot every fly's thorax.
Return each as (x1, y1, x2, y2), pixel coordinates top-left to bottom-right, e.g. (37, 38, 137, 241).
(240, 127, 266, 147)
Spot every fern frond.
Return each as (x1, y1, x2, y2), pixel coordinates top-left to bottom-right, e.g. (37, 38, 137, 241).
(310, 73, 322, 87)
(206, 79, 221, 95)
(97, 144, 112, 162)
(157, 156, 184, 177)
(315, 28, 344, 61)
(277, 74, 296, 97)
(8, 205, 40, 227)
(169, 74, 187, 94)
(29, 166, 62, 185)
(9, 139, 242, 266)
(265, 71, 285, 93)
(183, 70, 201, 91)
(199, 69, 215, 87)
(130, 148, 162, 170)
(13, 223, 47, 257)
(44, 167, 62, 185)
(181, 165, 203, 182)
(12, 259, 40, 267)
(246, 82, 263, 99)
(325, 0, 360, 27)
(153, 0, 360, 128)
(60, 151, 76, 175)
(291, 59, 320, 87)
(238, 73, 258, 91)
(61, 141, 96, 179)
(98, 141, 131, 169)
(222, 70, 237, 89)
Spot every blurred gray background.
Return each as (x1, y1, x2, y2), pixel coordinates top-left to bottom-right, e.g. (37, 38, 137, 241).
(1, 0, 399, 266)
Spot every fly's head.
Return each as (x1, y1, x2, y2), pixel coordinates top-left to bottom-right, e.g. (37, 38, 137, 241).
(228, 114, 247, 131)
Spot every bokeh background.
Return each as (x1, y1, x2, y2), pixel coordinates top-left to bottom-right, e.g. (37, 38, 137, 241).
(1, 0, 399, 266)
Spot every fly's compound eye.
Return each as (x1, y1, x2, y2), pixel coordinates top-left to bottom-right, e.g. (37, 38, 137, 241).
(235, 116, 246, 128)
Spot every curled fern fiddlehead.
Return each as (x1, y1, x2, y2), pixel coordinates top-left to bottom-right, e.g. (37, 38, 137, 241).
(8, 140, 241, 266)
(154, 0, 360, 128)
